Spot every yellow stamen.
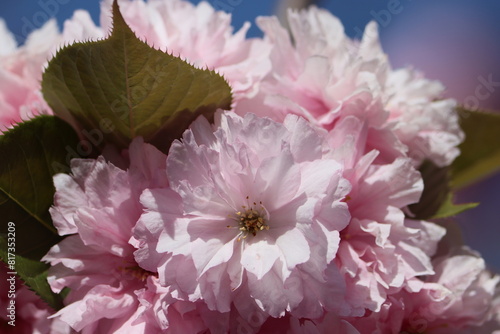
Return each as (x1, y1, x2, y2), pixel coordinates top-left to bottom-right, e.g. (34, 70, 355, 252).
(229, 196, 270, 241)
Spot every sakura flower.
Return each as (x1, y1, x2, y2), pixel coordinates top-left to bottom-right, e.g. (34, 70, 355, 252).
(348, 248, 500, 333)
(233, 9, 454, 314)
(0, 20, 58, 131)
(44, 137, 255, 333)
(135, 111, 352, 318)
(385, 68, 463, 167)
(322, 114, 445, 314)
(0, 10, 103, 132)
(43, 138, 170, 332)
(236, 6, 462, 167)
(401, 249, 500, 333)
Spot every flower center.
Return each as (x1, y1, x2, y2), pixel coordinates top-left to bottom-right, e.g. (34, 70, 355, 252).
(229, 196, 269, 241)
(119, 264, 156, 281)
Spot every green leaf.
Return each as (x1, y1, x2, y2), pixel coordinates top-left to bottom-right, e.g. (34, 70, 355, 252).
(409, 160, 478, 220)
(451, 108, 500, 189)
(0, 237, 64, 310)
(0, 116, 80, 260)
(42, 0, 232, 152)
(431, 193, 479, 219)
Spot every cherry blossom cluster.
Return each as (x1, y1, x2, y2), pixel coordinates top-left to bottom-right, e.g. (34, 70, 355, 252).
(0, 0, 498, 333)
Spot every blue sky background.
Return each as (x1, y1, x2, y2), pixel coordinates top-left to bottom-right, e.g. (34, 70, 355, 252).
(1, 0, 499, 270)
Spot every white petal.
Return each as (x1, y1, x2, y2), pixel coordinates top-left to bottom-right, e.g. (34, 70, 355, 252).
(241, 240, 280, 279)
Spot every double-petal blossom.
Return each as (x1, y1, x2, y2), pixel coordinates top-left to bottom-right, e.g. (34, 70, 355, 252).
(135, 111, 352, 319)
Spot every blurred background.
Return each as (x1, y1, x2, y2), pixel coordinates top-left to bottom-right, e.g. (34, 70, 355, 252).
(1, 0, 499, 269)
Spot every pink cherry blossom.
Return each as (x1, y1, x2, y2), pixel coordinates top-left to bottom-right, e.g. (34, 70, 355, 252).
(321, 114, 446, 315)
(0, 20, 58, 131)
(1, 0, 497, 332)
(348, 248, 500, 334)
(385, 68, 463, 167)
(44, 137, 252, 333)
(0, 10, 104, 132)
(43, 138, 170, 332)
(402, 249, 500, 333)
(235, 6, 462, 167)
(135, 111, 352, 319)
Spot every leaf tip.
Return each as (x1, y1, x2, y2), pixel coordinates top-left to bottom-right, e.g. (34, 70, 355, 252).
(110, 0, 127, 36)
